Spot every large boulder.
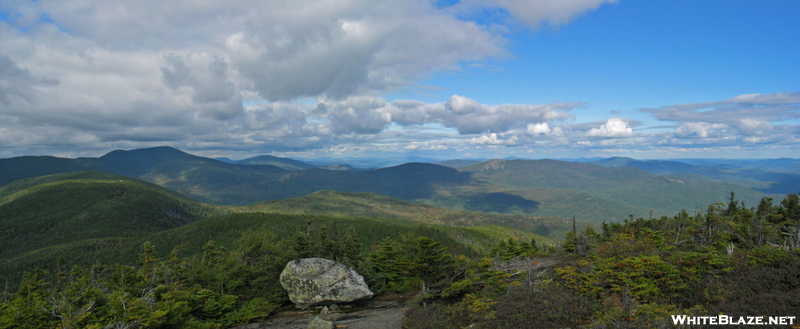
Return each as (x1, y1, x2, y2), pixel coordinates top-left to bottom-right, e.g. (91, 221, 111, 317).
(280, 258, 373, 308)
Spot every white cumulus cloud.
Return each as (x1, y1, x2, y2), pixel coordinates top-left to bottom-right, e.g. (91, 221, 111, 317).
(388, 95, 577, 134)
(453, 0, 619, 29)
(586, 118, 632, 137)
(674, 122, 729, 138)
(527, 122, 550, 135)
(467, 133, 518, 145)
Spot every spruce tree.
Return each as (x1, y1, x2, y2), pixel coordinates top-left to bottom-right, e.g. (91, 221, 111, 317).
(316, 225, 336, 260)
(413, 237, 452, 296)
(339, 227, 361, 266)
(292, 231, 311, 258)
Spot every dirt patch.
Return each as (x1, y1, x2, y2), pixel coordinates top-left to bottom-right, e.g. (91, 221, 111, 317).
(230, 300, 409, 329)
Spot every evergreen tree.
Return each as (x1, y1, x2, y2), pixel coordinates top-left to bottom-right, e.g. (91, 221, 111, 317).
(726, 191, 739, 217)
(0, 270, 55, 328)
(505, 238, 518, 259)
(413, 237, 452, 296)
(316, 225, 337, 260)
(563, 230, 578, 253)
(339, 227, 361, 266)
(756, 197, 776, 224)
(779, 193, 799, 223)
(291, 231, 312, 258)
(330, 221, 340, 261)
(369, 238, 414, 293)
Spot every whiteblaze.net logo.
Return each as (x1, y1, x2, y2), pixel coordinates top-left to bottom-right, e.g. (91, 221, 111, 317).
(671, 315, 796, 326)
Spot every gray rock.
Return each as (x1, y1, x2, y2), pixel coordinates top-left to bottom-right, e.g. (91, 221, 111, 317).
(306, 316, 334, 329)
(319, 306, 332, 321)
(306, 306, 335, 329)
(280, 258, 373, 309)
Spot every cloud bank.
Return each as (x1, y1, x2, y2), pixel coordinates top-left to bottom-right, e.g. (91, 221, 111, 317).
(1, 1, 798, 159)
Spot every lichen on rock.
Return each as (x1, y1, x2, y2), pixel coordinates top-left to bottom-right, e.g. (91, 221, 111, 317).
(280, 258, 373, 309)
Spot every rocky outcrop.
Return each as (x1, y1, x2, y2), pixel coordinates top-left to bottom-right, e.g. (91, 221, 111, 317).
(306, 306, 334, 329)
(280, 258, 373, 309)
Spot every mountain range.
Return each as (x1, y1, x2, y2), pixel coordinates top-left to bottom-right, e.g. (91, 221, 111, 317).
(590, 156, 800, 194)
(0, 171, 556, 284)
(2, 146, 793, 223)
(2, 145, 799, 292)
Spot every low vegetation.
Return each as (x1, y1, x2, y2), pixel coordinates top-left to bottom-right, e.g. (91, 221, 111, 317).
(403, 192, 800, 328)
(1, 156, 798, 328)
(2, 190, 798, 328)
(0, 212, 544, 328)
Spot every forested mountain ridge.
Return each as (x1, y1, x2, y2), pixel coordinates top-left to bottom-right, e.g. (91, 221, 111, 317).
(0, 171, 194, 203)
(1, 179, 798, 328)
(236, 155, 316, 170)
(246, 190, 575, 239)
(456, 158, 781, 220)
(0, 155, 108, 187)
(0, 178, 548, 328)
(0, 147, 471, 205)
(0, 150, 798, 328)
(0, 147, 787, 221)
(0, 172, 553, 290)
(591, 156, 800, 194)
(0, 172, 226, 279)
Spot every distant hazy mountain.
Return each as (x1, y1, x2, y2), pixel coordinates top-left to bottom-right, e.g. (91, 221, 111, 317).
(0, 147, 468, 205)
(315, 163, 363, 171)
(238, 154, 316, 170)
(236, 155, 361, 171)
(214, 157, 239, 164)
(457, 158, 778, 220)
(592, 157, 699, 175)
(1, 147, 788, 223)
(303, 155, 442, 168)
(434, 159, 484, 168)
(675, 158, 800, 171)
(0, 155, 108, 187)
(590, 156, 800, 194)
(552, 157, 606, 163)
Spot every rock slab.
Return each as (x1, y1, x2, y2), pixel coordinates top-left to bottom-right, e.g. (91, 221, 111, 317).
(280, 258, 373, 308)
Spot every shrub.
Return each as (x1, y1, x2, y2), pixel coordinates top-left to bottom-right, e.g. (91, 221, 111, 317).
(486, 285, 596, 329)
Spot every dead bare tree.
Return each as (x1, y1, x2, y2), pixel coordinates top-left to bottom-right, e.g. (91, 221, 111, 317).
(40, 292, 96, 329)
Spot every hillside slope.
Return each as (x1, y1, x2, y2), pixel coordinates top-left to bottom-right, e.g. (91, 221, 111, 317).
(1, 211, 542, 288)
(0, 172, 224, 264)
(0, 156, 107, 187)
(247, 190, 572, 239)
(0, 173, 551, 285)
(458, 159, 778, 219)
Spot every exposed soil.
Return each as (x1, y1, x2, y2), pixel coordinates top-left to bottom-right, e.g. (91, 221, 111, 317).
(230, 294, 416, 329)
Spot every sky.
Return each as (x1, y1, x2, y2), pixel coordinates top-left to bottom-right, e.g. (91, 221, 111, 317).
(1, 0, 799, 161)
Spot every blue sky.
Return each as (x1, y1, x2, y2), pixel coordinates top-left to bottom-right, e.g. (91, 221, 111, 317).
(408, 0, 799, 121)
(0, 0, 798, 160)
